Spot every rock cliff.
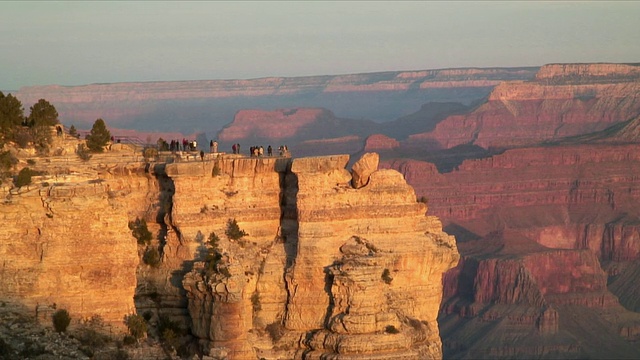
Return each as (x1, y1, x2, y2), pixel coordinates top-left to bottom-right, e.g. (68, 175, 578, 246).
(14, 67, 537, 135)
(177, 153, 459, 359)
(383, 141, 640, 358)
(407, 63, 640, 150)
(0, 138, 458, 359)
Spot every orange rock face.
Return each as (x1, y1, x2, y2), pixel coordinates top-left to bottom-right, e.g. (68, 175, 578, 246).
(407, 63, 640, 150)
(177, 154, 459, 359)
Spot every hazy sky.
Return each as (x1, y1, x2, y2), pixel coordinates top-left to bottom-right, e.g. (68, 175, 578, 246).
(1, 1, 639, 91)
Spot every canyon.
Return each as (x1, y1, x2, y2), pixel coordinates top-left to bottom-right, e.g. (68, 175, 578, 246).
(4, 62, 640, 359)
(14, 67, 537, 137)
(0, 134, 458, 359)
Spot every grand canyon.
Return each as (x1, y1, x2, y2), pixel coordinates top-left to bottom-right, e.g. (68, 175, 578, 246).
(2, 62, 640, 359)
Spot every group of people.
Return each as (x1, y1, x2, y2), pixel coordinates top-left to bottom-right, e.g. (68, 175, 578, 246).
(241, 144, 289, 157)
(170, 139, 197, 152)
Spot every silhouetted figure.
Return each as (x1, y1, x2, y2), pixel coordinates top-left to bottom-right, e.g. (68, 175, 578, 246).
(200, 150, 204, 161)
(267, 145, 272, 156)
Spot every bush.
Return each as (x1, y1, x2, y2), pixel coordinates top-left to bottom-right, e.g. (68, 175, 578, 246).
(76, 143, 92, 161)
(385, 325, 400, 334)
(158, 315, 184, 351)
(251, 292, 261, 312)
(212, 160, 221, 176)
(226, 218, 248, 240)
(381, 269, 393, 284)
(265, 321, 285, 342)
(14, 167, 33, 187)
(128, 217, 153, 245)
(0, 337, 13, 358)
(52, 309, 71, 333)
(122, 335, 136, 346)
(0, 150, 17, 180)
(123, 314, 147, 340)
(143, 246, 161, 267)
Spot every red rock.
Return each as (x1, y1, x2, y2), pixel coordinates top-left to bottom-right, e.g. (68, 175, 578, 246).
(363, 134, 400, 151)
(406, 63, 640, 150)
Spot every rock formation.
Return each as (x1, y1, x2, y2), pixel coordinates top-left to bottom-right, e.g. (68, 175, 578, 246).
(14, 67, 537, 135)
(383, 142, 640, 358)
(178, 153, 459, 359)
(406, 63, 640, 150)
(0, 135, 458, 359)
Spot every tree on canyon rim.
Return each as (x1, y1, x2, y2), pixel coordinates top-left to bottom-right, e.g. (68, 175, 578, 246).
(0, 92, 24, 145)
(86, 118, 111, 153)
(27, 99, 59, 127)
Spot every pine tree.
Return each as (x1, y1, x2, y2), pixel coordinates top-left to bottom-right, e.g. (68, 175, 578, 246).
(86, 118, 111, 153)
(27, 99, 59, 127)
(0, 92, 25, 144)
(68, 124, 78, 138)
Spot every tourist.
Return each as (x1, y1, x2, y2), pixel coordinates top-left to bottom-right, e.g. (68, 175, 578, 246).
(267, 145, 272, 156)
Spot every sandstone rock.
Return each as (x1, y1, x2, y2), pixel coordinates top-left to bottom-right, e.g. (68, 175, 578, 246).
(350, 152, 379, 189)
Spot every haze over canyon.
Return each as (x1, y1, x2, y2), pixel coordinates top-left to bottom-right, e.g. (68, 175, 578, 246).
(3, 62, 640, 359)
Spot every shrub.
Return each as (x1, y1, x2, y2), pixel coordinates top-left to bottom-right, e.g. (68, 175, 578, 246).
(128, 217, 153, 245)
(0, 337, 13, 358)
(14, 167, 33, 187)
(381, 269, 393, 284)
(158, 315, 184, 351)
(251, 292, 261, 312)
(265, 321, 285, 342)
(52, 309, 71, 333)
(143, 247, 161, 267)
(226, 218, 248, 240)
(122, 335, 136, 346)
(123, 314, 147, 340)
(76, 143, 92, 161)
(212, 160, 221, 176)
(385, 325, 400, 334)
(0, 151, 17, 180)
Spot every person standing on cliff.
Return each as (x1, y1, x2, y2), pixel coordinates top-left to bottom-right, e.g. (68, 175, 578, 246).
(200, 150, 204, 161)
(213, 140, 218, 153)
(267, 145, 272, 156)
(232, 143, 237, 154)
(210, 140, 214, 153)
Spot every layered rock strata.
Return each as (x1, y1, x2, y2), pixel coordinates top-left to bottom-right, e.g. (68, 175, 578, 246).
(0, 152, 155, 327)
(179, 153, 459, 359)
(383, 141, 640, 358)
(407, 63, 640, 150)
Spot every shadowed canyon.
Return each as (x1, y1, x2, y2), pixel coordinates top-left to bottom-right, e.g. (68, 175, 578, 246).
(3, 63, 640, 359)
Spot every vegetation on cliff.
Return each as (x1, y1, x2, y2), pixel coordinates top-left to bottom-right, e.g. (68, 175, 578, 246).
(86, 118, 112, 153)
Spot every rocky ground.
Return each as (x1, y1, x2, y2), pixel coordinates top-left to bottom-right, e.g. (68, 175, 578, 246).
(0, 300, 184, 360)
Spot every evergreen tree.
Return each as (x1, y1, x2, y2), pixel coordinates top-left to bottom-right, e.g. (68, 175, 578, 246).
(0, 92, 25, 144)
(68, 124, 78, 138)
(86, 118, 111, 153)
(27, 99, 59, 127)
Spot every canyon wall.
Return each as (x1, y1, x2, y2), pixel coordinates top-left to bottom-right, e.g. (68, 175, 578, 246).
(0, 140, 458, 359)
(406, 63, 640, 150)
(177, 153, 459, 359)
(382, 141, 640, 358)
(0, 151, 157, 327)
(13, 67, 537, 135)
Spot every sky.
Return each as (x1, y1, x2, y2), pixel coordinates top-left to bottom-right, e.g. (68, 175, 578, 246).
(1, 1, 639, 91)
